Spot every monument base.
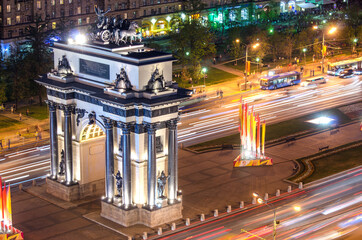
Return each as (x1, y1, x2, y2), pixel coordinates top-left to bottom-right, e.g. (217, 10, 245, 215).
(46, 178, 105, 201)
(101, 200, 183, 227)
(233, 155, 273, 167)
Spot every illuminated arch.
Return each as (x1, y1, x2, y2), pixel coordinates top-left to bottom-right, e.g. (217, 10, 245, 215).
(80, 124, 105, 142)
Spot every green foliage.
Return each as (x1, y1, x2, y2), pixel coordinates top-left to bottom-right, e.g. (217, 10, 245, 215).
(170, 20, 216, 83)
(313, 38, 322, 58)
(183, 0, 206, 14)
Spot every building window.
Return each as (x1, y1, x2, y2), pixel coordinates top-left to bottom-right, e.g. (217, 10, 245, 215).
(61, 9, 65, 16)
(156, 136, 163, 153)
(158, 8, 161, 14)
(78, 18, 82, 25)
(6, 18, 11, 25)
(143, 0, 146, 6)
(86, 17, 90, 24)
(133, 2, 136, 8)
(37, 1, 42, 9)
(16, 16, 21, 24)
(144, 9, 147, 16)
(17, 3, 21, 11)
(6, 5, 11, 13)
(133, 11, 137, 18)
(60, 0, 64, 4)
(0, 18, 2, 24)
(8, 31, 13, 38)
(51, 22, 56, 29)
(69, 0, 73, 3)
(0, 6, 2, 13)
(52, 11, 56, 18)
(86, 6, 90, 13)
(124, 13, 128, 19)
(51, 0, 55, 6)
(19, 29, 23, 36)
(77, 7, 81, 14)
(69, 8, 73, 15)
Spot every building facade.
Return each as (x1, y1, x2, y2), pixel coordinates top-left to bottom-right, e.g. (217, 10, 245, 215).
(1, 0, 279, 55)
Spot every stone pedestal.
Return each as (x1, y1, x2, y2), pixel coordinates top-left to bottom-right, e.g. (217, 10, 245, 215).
(101, 201, 182, 228)
(46, 178, 105, 202)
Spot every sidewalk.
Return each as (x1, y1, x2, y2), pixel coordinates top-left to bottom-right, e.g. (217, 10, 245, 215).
(0, 110, 49, 152)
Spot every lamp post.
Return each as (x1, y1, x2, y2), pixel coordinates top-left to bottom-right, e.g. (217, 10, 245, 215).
(256, 57, 260, 73)
(202, 67, 207, 91)
(313, 26, 337, 73)
(242, 42, 260, 91)
(303, 48, 307, 66)
(235, 39, 240, 65)
(253, 193, 277, 240)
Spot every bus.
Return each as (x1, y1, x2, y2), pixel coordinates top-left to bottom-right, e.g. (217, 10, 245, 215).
(260, 71, 302, 90)
(327, 57, 362, 76)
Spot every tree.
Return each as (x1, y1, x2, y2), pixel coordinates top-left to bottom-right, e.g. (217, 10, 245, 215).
(170, 20, 216, 83)
(313, 38, 322, 59)
(3, 44, 28, 108)
(230, 40, 241, 65)
(24, 16, 53, 106)
(279, 33, 295, 62)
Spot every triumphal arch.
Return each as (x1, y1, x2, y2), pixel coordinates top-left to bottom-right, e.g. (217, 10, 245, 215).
(36, 21, 189, 227)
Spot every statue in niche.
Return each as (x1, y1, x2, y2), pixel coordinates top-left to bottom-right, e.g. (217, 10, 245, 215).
(147, 68, 166, 92)
(59, 150, 65, 175)
(88, 111, 96, 125)
(57, 55, 73, 76)
(157, 171, 169, 198)
(112, 170, 123, 197)
(113, 68, 132, 91)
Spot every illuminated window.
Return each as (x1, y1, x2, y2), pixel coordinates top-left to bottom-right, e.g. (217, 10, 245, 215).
(69, 0, 72, 3)
(78, 18, 82, 25)
(37, 1, 42, 9)
(60, 0, 64, 4)
(124, 13, 128, 19)
(16, 16, 21, 24)
(0, 6, 2, 13)
(17, 3, 21, 11)
(7, 18, 11, 25)
(77, 6, 81, 14)
(86, 17, 90, 24)
(52, 22, 56, 29)
(6, 5, 11, 13)
(51, 0, 55, 6)
(81, 125, 104, 141)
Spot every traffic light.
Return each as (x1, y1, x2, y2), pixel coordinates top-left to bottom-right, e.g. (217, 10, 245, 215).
(246, 61, 251, 75)
(322, 45, 327, 56)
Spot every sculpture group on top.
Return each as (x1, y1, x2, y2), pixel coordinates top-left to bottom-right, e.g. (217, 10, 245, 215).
(147, 68, 167, 92)
(92, 7, 142, 45)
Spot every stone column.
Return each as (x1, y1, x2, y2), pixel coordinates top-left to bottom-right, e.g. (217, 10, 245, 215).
(46, 100, 58, 180)
(62, 105, 74, 185)
(120, 123, 132, 208)
(146, 123, 157, 209)
(167, 119, 178, 204)
(102, 117, 115, 202)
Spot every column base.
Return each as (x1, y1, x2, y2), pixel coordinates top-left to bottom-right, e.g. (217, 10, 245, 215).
(46, 177, 105, 202)
(101, 200, 183, 228)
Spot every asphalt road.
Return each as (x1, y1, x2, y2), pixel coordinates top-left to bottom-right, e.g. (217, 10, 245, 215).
(178, 74, 362, 147)
(0, 74, 361, 188)
(151, 167, 362, 240)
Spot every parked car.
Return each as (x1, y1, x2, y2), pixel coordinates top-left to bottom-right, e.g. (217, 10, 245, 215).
(301, 76, 327, 87)
(339, 69, 354, 78)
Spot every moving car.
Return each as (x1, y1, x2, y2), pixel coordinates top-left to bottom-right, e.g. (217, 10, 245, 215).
(339, 69, 354, 78)
(301, 76, 327, 87)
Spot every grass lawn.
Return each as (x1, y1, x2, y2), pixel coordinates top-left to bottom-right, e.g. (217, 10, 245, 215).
(0, 115, 22, 131)
(303, 144, 362, 183)
(18, 104, 49, 120)
(174, 67, 238, 89)
(189, 107, 351, 149)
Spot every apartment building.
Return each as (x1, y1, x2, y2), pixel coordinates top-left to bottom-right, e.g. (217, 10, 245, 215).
(0, 0, 279, 55)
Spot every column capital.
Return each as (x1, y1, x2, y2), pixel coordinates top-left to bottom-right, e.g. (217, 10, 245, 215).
(116, 122, 134, 134)
(144, 122, 158, 134)
(45, 100, 58, 112)
(59, 104, 75, 116)
(166, 118, 179, 130)
(100, 116, 114, 129)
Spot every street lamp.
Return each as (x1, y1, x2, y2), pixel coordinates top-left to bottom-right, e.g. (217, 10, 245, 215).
(313, 25, 337, 73)
(253, 192, 278, 240)
(235, 39, 241, 65)
(202, 67, 207, 90)
(256, 57, 260, 73)
(242, 42, 260, 91)
(303, 48, 307, 66)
